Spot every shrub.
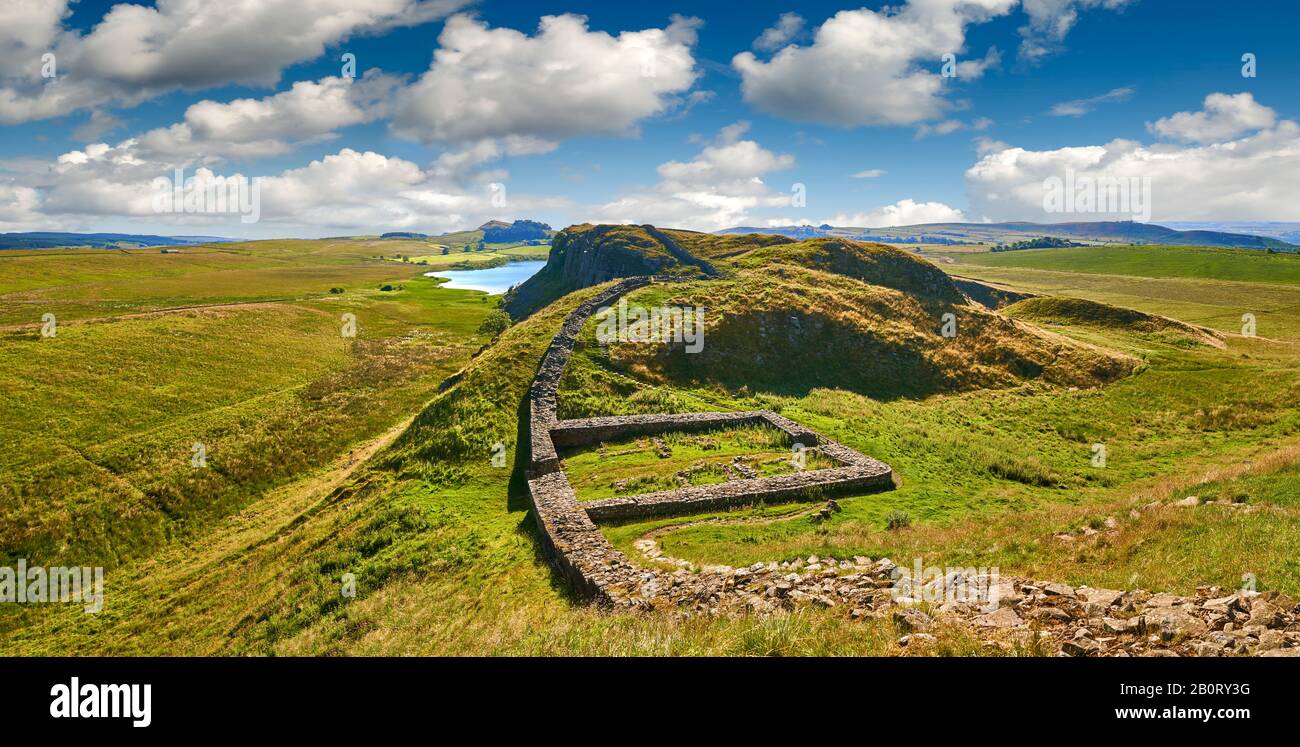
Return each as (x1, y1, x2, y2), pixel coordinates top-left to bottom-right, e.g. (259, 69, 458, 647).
(477, 310, 512, 338)
(380, 284, 395, 292)
(328, 287, 344, 294)
(884, 509, 911, 530)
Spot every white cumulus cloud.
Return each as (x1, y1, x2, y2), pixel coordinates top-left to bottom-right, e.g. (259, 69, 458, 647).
(732, 0, 1015, 127)
(0, 0, 470, 124)
(590, 123, 796, 231)
(827, 199, 966, 227)
(965, 93, 1300, 221)
(1148, 92, 1276, 144)
(391, 13, 701, 150)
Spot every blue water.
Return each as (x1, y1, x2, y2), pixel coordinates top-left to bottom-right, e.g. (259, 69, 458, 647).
(425, 261, 544, 294)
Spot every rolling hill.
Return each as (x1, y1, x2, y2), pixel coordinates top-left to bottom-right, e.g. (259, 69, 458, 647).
(716, 221, 1298, 251)
(0, 232, 232, 249)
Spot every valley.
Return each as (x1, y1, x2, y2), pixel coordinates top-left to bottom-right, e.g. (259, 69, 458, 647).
(3, 229, 1298, 656)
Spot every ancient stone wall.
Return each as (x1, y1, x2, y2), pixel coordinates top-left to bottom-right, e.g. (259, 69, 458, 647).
(515, 276, 1300, 657)
(522, 275, 893, 606)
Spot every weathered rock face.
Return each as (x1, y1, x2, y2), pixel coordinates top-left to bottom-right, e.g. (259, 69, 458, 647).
(505, 225, 712, 318)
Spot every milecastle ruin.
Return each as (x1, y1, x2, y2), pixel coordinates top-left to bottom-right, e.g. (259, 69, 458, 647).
(518, 276, 1300, 657)
(524, 276, 893, 606)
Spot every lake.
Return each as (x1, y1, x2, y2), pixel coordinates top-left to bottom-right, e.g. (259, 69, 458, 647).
(424, 261, 545, 294)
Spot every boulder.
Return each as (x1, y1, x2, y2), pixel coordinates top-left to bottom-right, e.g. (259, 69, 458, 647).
(1248, 600, 1284, 629)
(1062, 635, 1102, 657)
(1145, 606, 1208, 640)
(1102, 616, 1142, 635)
(893, 608, 933, 633)
(1041, 582, 1075, 597)
(973, 607, 1024, 629)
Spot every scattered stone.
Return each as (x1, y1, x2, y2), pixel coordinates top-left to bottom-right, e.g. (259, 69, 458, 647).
(893, 608, 933, 633)
(1078, 587, 1123, 608)
(1062, 635, 1101, 657)
(1145, 607, 1208, 640)
(1191, 641, 1223, 657)
(1102, 616, 1142, 635)
(1145, 592, 1180, 608)
(1041, 582, 1075, 597)
(973, 607, 1024, 629)
(1258, 630, 1285, 651)
(1248, 600, 1284, 629)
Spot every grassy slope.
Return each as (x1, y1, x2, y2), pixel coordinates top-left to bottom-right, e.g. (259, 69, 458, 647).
(933, 245, 1300, 340)
(0, 240, 497, 569)
(3, 281, 934, 656)
(7, 233, 1300, 656)
(942, 244, 1300, 285)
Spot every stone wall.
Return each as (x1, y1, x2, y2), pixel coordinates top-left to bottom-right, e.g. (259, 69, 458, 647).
(521, 275, 895, 606)
(584, 465, 892, 523)
(513, 275, 1300, 657)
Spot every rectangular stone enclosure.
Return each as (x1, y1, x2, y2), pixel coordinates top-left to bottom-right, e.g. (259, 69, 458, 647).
(551, 411, 893, 523)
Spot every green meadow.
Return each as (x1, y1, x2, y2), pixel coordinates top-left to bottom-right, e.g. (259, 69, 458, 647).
(0, 239, 497, 570)
(3, 239, 1300, 656)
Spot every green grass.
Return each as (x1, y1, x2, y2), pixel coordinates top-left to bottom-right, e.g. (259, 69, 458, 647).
(559, 425, 838, 502)
(6, 232, 1300, 656)
(936, 244, 1300, 286)
(0, 242, 499, 569)
(940, 260, 1300, 340)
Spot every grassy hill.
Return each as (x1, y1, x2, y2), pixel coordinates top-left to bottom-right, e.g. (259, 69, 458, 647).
(717, 221, 1298, 251)
(0, 232, 232, 250)
(939, 244, 1300, 285)
(0, 238, 498, 569)
(5, 227, 1300, 656)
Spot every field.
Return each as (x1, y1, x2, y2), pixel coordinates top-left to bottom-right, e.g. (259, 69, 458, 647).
(385, 242, 551, 269)
(3, 239, 1299, 656)
(559, 425, 838, 502)
(0, 239, 498, 572)
(929, 244, 1300, 340)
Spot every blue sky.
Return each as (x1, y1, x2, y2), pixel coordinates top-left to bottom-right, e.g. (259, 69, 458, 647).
(1, 0, 1297, 237)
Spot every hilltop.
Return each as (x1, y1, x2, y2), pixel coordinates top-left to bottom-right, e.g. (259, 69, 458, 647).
(506, 224, 1135, 398)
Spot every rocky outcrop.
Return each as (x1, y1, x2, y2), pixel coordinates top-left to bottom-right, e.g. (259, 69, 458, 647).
(640, 224, 720, 278)
(505, 226, 710, 318)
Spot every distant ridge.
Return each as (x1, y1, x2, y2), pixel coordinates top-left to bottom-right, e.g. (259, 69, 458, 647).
(0, 232, 232, 250)
(715, 221, 1298, 251)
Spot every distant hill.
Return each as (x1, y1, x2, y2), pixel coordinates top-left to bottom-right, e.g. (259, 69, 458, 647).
(1162, 221, 1300, 245)
(379, 232, 430, 240)
(0, 232, 232, 250)
(716, 221, 1298, 251)
(482, 219, 552, 243)
(476, 220, 512, 231)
